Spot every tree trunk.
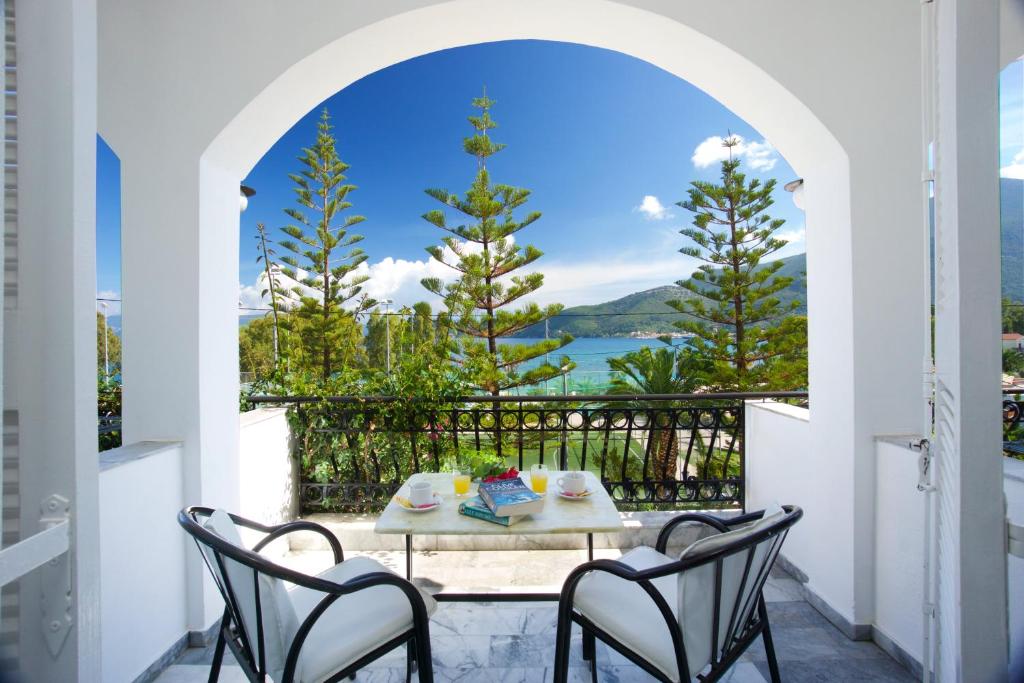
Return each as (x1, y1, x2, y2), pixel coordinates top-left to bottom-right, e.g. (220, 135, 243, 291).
(651, 427, 679, 498)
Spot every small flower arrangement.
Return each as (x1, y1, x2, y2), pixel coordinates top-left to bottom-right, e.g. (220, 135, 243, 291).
(481, 466, 520, 483)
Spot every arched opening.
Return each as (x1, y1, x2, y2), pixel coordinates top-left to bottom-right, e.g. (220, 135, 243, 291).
(201, 0, 848, 413)
(190, 0, 866, 632)
(235, 39, 809, 394)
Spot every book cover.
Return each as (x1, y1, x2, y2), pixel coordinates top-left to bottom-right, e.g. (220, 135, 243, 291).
(458, 496, 522, 527)
(478, 476, 545, 517)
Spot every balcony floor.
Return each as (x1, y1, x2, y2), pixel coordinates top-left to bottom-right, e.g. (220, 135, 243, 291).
(158, 550, 915, 682)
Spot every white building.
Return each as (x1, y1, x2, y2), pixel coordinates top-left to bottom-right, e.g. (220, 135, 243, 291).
(1, 0, 1022, 680)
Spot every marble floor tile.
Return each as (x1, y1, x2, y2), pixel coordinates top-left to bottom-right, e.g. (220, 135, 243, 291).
(755, 655, 916, 682)
(430, 635, 494, 669)
(159, 560, 915, 683)
(718, 662, 770, 682)
(434, 667, 548, 682)
(762, 575, 805, 603)
(153, 664, 247, 683)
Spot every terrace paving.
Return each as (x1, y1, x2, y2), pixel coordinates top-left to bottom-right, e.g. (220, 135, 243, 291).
(157, 549, 914, 682)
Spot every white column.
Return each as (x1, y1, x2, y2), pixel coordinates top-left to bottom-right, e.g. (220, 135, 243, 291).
(14, 0, 100, 679)
(933, 0, 1009, 680)
(120, 147, 241, 632)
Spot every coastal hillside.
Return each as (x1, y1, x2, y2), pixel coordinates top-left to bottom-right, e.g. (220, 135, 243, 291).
(1003, 177, 1023, 302)
(518, 252, 808, 338)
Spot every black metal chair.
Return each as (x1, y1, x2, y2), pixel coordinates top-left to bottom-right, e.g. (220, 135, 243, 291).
(179, 506, 435, 683)
(553, 504, 802, 683)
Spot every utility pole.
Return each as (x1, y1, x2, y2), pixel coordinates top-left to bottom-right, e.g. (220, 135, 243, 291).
(545, 318, 550, 393)
(382, 298, 394, 374)
(100, 300, 110, 381)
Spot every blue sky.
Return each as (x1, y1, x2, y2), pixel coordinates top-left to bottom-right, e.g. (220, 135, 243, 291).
(100, 40, 814, 314)
(1001, 58, 1024, 177)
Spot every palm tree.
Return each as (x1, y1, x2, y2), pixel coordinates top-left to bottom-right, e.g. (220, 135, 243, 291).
(606, 345, 703, 486)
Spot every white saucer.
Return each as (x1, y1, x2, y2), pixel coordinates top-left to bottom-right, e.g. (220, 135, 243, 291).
(398, 493, 443, 513)
(556, 487, 592, 501)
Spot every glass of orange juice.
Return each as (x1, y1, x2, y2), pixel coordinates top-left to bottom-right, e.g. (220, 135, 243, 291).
(452, 468, 472, 497)
(530, 464, 549, 494)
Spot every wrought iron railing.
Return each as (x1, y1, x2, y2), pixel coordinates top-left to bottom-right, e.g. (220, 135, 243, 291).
(1003, 389, 1024, 459)
(98, 385, 122, 452)
(249, 392, 807, 513)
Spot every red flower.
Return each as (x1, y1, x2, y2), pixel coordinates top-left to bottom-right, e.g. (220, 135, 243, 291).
(484, 467, 519, 482)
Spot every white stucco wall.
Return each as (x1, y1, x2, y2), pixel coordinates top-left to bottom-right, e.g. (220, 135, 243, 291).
(239, 407, 297, 527)
(1006, 457, 1024, 682)
(98, 442, 186, 683)
(873, 441, 925, 668)
(742, 403, 845, 609)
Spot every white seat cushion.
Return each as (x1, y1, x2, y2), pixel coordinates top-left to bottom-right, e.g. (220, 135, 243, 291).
(203, 510, 298, 683)
(573, 506, 789, 682)
(287, 556, 437, 683)
(574, 546, 681, 681)
(676, 504, 787, 678)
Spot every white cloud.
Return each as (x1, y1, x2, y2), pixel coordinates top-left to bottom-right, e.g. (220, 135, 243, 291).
(634, 195, 673, 220)
(742, 140, 778, 172)
(238, 280, 269, 314)
(771, 223, 806, 260)
(237, 237, 705, 316)
(513, 255, 697, 307)
(1001, 149, 1024, 179)
(774, 227, 806, 245)
(238, 244, 471, 315)
(691, 134, 779, 172)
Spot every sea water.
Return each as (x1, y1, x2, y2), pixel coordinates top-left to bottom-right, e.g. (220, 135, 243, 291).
(496, 336, 685, 394)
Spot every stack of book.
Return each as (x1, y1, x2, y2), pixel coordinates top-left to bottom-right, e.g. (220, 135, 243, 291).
(458, 476, 544, 527)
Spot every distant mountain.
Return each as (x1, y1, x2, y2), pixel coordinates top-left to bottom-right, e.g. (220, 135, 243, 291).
(239, 314, 266, 328)
(1003, 177, 1024, 302)
(517, 252, 807, 338)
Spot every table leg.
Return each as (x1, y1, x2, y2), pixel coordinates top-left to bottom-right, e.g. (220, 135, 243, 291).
(587, 533, 594, 562)
(405, 534, 413, 581)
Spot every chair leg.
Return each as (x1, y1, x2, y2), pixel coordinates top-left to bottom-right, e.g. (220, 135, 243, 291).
(406, 639, 415, 683)
(415, 628, 433, 683)
(582, 629, 595, 661)
(582, 628, 598, 682)
(758, 599, 782, 683)
(553, 603, 573, 683)
(207, 615, 228, 683)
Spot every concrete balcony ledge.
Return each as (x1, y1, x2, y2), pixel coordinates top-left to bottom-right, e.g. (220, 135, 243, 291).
(745, 400, 809, 422)
(292, 508, 741, 553)
(99, 440, 183, 472)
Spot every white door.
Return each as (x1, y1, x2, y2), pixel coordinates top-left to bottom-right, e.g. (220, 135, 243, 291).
(930, 1, 1009, 680)
(0, 1, 101, 680)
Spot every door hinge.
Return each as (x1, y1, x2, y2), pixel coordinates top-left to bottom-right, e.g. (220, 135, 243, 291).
(39, 494, 71, 657)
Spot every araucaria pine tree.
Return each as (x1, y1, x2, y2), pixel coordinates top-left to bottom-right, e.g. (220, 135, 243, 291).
(667, 136, 806, 391)
(278, 109, 372, 380)
(421, 91, 572, 396)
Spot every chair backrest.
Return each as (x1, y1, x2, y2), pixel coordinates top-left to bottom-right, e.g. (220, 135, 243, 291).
(675, 504, 801, 679)
(179, 508, 298, 682)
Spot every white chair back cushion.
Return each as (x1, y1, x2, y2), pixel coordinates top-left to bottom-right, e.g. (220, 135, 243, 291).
(202, 509, 299, 682)
(676, 504, 785, 679)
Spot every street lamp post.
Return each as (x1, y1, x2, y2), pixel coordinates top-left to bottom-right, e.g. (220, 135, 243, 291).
(381, 298, 394, 374)
(100, 300, 110, 381)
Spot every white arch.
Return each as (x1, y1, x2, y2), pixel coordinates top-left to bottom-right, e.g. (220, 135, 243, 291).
(193, 0, 863, 629)
(108, 0, 934, 642)
(203, 0, 846, 180)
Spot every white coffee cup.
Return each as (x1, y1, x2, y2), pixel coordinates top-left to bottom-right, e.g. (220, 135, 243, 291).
(557, 471, 586, 494)
(409, 480, 434, 507)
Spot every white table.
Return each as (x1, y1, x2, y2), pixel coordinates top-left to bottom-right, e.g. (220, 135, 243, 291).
(374, 470, 624, 601)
